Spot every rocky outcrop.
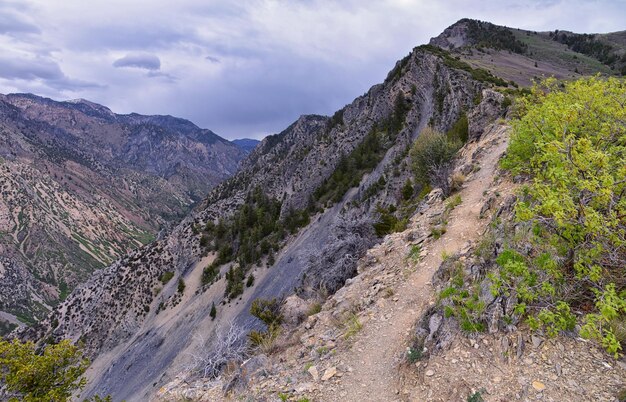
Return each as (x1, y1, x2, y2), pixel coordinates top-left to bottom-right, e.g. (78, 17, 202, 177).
(429, 19, 471, 50)
(468, 89, 507, 141)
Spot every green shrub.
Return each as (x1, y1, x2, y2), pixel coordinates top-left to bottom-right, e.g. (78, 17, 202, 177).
(467, 390, 485, 402)
(250, 298, 283, 328)
(0, 339, 89, 401)
(307, 302, 322, 316)
(210, 302, 216, 320)
(373, 205, 404, 236)
(410, 127, 461, 194)
(246, 274, 255, 288)
(249, 298, 283, 353)
(446, 112, 469, 143)
(177, 278, 186, 294)
(496, 77, 626, 357)
(408, 244, 422, 262)
(401, 179, 414, 200)
(159, 271, 174, 284)
(407, 347, 423, 363)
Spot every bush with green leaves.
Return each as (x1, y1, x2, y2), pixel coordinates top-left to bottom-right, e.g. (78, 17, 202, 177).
(248, 298, 284, 352)
(495, 76, 626, 356)
(0, 339, 88, 401)
(410, 126, 461, 195)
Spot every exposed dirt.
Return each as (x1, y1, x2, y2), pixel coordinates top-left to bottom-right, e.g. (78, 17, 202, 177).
(313, 123, 510, 402)
(155, 121, 625, 402)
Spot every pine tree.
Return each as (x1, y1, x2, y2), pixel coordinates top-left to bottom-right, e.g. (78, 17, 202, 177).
(210, 302, 216, 320)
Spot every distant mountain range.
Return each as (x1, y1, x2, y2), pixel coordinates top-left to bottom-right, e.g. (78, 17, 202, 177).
(0, 93, 246, 332)
(232, 138, 260, 153)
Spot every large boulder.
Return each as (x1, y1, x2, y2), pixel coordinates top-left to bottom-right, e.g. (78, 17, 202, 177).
(282, 295, 309, 326)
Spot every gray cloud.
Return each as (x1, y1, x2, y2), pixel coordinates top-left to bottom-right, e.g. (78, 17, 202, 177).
(0, 12, 40, 35)
(0, 1, 40, 36)
(0, 56, 62, 80)
(0, 56, 102, 91)
(0, 0, 625, 139)
(113, 54, 161, 70)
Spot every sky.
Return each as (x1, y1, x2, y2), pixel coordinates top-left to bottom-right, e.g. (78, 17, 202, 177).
(1, 0, 625, 140)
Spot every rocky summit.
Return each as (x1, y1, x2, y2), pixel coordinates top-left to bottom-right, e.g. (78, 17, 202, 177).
(5, 17, 626, 402)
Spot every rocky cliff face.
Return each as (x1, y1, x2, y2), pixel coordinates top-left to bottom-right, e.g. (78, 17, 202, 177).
(25, 45, 490, 400)
(0, 94, 245, 331)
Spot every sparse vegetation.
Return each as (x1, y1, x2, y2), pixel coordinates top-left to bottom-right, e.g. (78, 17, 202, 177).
(307, 302, 322, 316)
(191, 321, 248, 379)
(419, 45, 510, 86)
(315, 92, 410, 208)
(199, 187, 310, 298)
(342, 313, 363, 340)
(467, 389, 485, 402)
(408, 244, 422, 262)
(248, 298, 283, 353)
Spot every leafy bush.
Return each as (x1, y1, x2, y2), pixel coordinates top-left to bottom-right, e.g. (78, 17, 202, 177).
(407, 347, 423, 363)
(250, 298, 283, 328)
(446, 112, 469, 143)
(0, 339, 88, 401)
(373, 205, 408, 237)
(177, 278, 186, 294)
(249, 298, 283, 353)
(410, 127, 461, 195)
(496, 77, 626, 356)
(159, 271, 174, 284)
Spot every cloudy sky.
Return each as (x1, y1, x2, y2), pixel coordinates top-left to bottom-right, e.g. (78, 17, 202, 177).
(1, 0, 625, 139)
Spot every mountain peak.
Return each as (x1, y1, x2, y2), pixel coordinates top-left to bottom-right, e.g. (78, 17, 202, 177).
(430, 18, 527, 54)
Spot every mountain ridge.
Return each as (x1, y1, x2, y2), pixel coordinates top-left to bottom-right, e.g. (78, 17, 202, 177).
(16, 18, 626, 401)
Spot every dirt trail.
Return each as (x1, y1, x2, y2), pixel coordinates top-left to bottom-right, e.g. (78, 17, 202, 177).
(318, 126, 510, 402)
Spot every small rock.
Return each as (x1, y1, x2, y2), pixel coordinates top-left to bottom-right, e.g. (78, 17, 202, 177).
(321, 367, 337, 381)
(555, 363, 562, 376)
(295, 382, 314, 393)
(531, 335, 544, 349)
(307, 366, 319, 381)
(516, 333, 525, 359)
(532, 381, 546, 391)
(425, 370, 435, 377)
(493, 376, 502, 383)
